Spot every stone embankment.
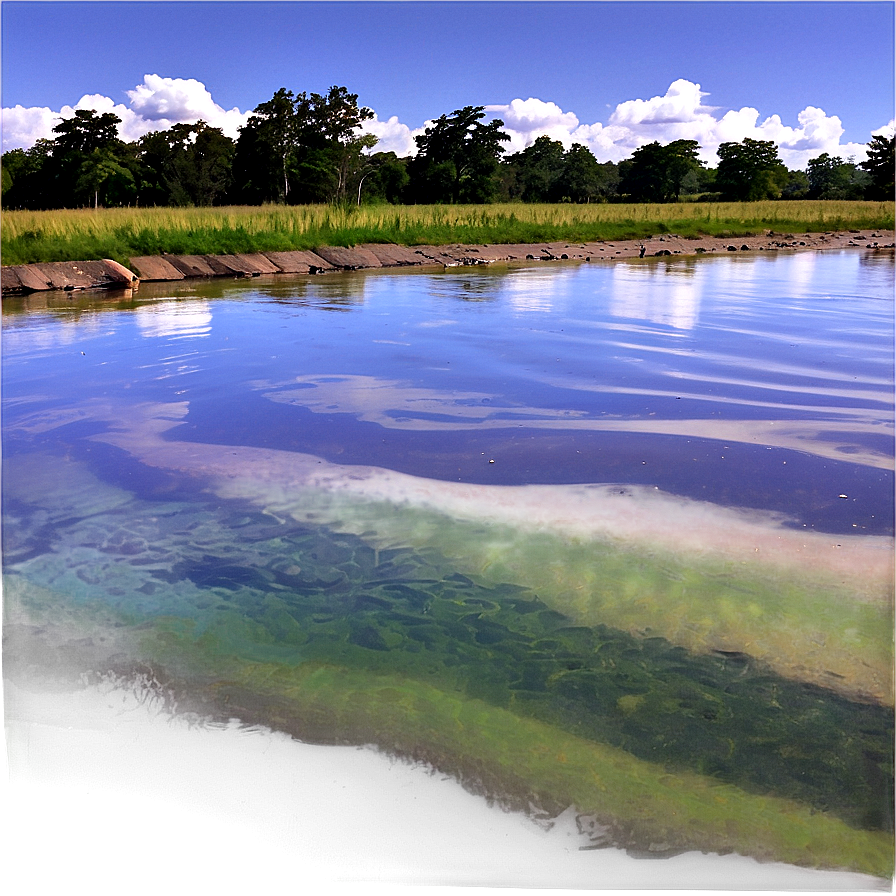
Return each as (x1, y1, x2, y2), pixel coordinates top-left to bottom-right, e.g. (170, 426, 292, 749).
(2, 230, 893, 296)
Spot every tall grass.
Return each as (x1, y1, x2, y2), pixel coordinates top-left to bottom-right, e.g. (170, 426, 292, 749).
(2, 200, 892, 267)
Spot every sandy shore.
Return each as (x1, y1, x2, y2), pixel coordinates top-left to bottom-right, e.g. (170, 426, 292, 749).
(411, 228, 895, 266)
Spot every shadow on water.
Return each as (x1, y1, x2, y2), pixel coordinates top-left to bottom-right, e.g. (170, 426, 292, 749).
(2, 592, 887, 894)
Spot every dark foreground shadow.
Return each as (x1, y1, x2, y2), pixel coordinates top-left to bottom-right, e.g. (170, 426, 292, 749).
(2, 605, 889, 896)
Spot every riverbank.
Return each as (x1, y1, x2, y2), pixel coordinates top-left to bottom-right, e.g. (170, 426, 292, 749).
(1, 229, 893, 296)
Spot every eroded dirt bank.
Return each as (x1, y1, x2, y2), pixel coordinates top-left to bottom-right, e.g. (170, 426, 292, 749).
(2, 229, 893, 296)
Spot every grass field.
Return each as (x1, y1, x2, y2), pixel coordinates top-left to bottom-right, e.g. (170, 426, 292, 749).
(2, 200, 893, 267)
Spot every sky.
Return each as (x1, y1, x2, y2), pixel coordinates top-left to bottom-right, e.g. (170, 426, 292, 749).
(1, 1, 894, 168)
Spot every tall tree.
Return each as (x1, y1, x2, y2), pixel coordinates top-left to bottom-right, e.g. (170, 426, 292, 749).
(303, 86, 376, 205)
(52, 109, 122, 156)
(619, 142, 669, 202)
(860, 134, 895, 200)
(137, 122, 234, 206)
(715, 138, 788, 201)
(619, 140, 702, 202)
(48, 109, 129, 206)
(663, 139, 703, 199)
(806, 153, 868, 200)
(560, 144, 607, 203)
(514, 136, 566, 202)
(234, 88, 299, 203)
(407, 106, 510, 203)
(234, 86, 376, 204)
(76, 149, 137, 208)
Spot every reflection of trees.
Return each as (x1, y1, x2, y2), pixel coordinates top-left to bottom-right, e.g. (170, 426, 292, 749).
(859, 250, 895, 269)
(2, 292, 138, 318)
(429, 270, 510, 303)
(252, 271, 371, 308)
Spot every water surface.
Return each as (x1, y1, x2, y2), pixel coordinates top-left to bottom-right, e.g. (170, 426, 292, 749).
(3, 250, 894, 880)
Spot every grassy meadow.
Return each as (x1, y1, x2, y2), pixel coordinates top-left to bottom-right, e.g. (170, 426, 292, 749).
(2, 200, 893, 268)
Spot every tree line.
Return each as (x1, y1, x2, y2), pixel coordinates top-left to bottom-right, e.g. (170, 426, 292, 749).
(2, 84, 893, 210)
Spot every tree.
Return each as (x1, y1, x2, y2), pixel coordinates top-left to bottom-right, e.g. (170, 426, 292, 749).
(45, 110, 129, 206)
(234, 88, 299, 203)
(715, 138, 788, 201)
(2, 144, 52, 208)
(310, 86, 378, 202)
(860, 134, 895, 200)
(619, 142, 669, 202)
(806, 153, 868, 200)
(76, 148, 137, 207)
(136, 122, 234, 206)
(781, 169, 810, 199)
(233, 85, 376, 204)
(514, 136, 566, 202)
(52, 109, 122, 156)
(663, 140, 703, 199)
(619, 140, 702, 202)
(357, 151, 409, 204)
(299, 86, 378, 203)
(407, 106, 510, 203)
(560, 144, 607, 203)
(188, 124, 235, 205)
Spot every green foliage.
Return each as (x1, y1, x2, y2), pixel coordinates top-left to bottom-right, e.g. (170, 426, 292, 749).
(406, 106, 510, 203)
(510, 136, 567, 202)
(861, 134, 895, 200)
(619, 140, 703, 202)
(2, 88, 893, 213)
(807, 153, 870, 200)
(51, 109, 121, 155)
(502, 142, 617, 204)
(360, 152, 410, 204)
(716, 138, 789, 201)
(233, 85, 375, 205)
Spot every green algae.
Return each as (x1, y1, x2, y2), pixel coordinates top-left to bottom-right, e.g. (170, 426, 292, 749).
(3, 449, 893, 877)
(255, 488, 894, 704)
(17, 566, 882, 875)
(5, 480, 894, 870)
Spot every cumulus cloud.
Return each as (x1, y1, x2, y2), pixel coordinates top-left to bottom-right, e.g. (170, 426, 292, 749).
(484, 98, 580, 153)
(2, 76, 882, 169)
(359, 114, 421, 157)
(1, 105, 61, 151)
(124, 74, 251, 136)
(487, 79, 878, 168)
(2, 74, 252, 152)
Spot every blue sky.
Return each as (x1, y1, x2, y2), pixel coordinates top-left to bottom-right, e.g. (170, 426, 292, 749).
(2, 1, 894, 166)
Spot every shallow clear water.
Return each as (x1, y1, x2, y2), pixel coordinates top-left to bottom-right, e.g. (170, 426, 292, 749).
(3, 250, 894, 878)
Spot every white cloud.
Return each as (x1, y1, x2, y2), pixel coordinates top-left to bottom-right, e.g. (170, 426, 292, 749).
(484, 98, 580, 153)
(359, 114, 422, 157)
(1, 105, 60, 151)
(125, 74, 251, 137)
(609, 78, 713, 131)
(2, 75, 252, 152)
(2, 77, 882, 169)
(488, 80, 878, 168)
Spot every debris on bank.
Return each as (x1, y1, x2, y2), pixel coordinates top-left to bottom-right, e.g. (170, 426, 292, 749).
(2, 231, 892, 297)
(1, 258, 137, 295)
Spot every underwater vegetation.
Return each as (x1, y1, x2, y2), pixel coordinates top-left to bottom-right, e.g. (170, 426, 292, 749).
(3, 250, 893, 879)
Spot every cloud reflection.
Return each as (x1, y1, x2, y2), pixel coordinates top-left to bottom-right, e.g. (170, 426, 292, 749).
(135, 301, 212, 339)
(610, 261, 703, 330)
